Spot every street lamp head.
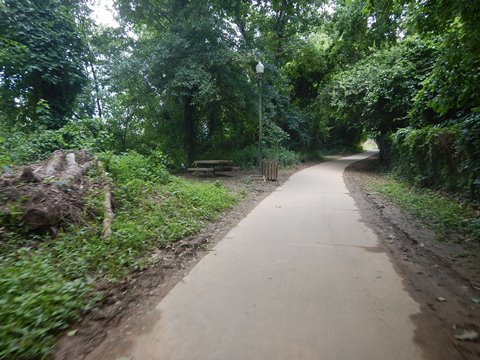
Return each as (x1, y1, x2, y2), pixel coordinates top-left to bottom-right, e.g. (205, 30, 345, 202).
(256, 61, 264, 74)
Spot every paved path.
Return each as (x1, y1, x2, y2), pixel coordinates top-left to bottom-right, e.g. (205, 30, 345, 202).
(93, 151, 425, 360)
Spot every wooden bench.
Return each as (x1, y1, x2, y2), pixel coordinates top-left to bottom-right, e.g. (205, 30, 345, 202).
(187, 160, 233, 176)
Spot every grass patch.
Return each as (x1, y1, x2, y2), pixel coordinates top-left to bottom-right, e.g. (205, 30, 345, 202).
(366, 174, 480, 241)
(0, 152, 238, 359)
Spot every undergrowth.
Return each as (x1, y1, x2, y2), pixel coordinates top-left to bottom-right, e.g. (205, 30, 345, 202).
(209, 144, 301, 169)
(0, 119, 111, 166)
(0, 151, 237, 359)
(367, 175, 480, 243)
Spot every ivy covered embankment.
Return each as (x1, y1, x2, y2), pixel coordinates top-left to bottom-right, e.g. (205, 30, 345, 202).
(387, 113, 480, 203)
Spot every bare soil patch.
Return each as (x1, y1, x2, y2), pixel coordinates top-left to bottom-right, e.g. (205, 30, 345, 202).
(344, 155, 480, 360)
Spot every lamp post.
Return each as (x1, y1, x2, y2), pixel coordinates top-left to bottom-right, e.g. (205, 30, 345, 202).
(256, 61, 264, 175)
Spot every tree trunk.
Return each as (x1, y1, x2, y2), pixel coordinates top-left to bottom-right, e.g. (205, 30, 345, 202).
(184, 96, 195, 164)
(90, 62, 103, 119)
(43, 150, 65, 177)
(208, 102, 219, 143)
(41, 150, 93, 180)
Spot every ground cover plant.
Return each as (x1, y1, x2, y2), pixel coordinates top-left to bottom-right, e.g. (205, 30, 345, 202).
(366, 174, 480, 245)
(0, 151, 237, 359)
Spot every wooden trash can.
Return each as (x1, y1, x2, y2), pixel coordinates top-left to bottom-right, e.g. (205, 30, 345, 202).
(262, 160, 278, 181)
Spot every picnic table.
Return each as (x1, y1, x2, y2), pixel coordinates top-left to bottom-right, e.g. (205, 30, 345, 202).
(187, 160, 234, 176)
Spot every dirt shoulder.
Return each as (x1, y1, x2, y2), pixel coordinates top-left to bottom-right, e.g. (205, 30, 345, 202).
(344, 155, 480, 360)
(54, 162, 317, 359)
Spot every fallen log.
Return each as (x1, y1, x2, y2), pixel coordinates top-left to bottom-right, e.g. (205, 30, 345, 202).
(43, 150, 65, 177)
(101, 183, 114, 239)
(39, 150, 94, 180)
(65, 153, 83, 178)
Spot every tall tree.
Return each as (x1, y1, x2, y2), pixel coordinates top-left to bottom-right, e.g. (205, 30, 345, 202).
(0, 0, 88, 130)
(115, 0, 256, 163)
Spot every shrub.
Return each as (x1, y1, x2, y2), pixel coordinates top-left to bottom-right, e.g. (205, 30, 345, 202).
(264, 147, 301, 168)
(228, 145, 301, 169)
(101, 150, 170, 185)
(0, 118, 111, 165)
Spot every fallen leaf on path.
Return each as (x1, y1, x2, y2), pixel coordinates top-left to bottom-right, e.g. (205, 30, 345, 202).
(454, 330, 478, 342)
(66, 330, 77, 337)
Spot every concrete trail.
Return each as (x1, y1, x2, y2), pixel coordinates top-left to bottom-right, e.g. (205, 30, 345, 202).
(91, 151, 425, 360)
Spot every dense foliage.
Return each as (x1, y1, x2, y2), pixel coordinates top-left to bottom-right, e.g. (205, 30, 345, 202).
(0, 0, 89, 130)
(1, 0, 478, 177)
(309, 0, 480, 201)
